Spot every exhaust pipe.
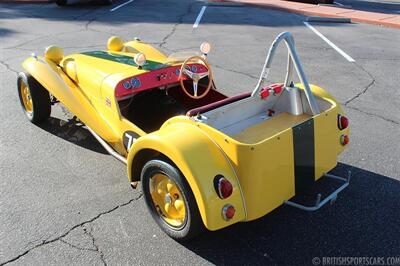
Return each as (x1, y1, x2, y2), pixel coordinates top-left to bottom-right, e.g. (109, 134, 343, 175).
(86, 127, 139, 189)
(86, 126, 127, 165)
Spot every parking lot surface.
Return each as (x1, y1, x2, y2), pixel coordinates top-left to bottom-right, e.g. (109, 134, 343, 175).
(1, 0, 399, 265)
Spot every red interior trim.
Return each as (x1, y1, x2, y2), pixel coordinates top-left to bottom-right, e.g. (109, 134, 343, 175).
(186, 92, 252, 117)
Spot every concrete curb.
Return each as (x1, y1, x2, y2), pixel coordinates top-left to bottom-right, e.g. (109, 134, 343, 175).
(206, 2, 244, 7)
(208, 0, 400, 29)
(306, 16, 351, 23)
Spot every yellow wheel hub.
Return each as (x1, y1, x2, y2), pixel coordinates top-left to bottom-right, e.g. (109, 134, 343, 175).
(20, 81, 33, 113)
(150, 173, 186, 227)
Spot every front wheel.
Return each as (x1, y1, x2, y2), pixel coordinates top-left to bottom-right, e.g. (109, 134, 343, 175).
(17, 72, 51, 124)
(141, 159, 204, 241)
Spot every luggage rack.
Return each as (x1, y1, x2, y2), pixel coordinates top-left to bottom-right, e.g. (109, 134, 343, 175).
(284, 171, 351, 211)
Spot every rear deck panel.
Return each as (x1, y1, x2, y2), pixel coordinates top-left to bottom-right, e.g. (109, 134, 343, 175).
(232, 112, 311, 144)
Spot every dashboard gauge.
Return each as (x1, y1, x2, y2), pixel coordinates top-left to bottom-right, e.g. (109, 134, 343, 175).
(175, 68, 180, 76)
(131, 77, 141, 88)
(191, 65, 197, 73)
(123, 81, 131, 89)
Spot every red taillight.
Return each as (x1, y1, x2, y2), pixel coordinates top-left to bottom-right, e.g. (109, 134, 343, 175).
(340, 134, 349, 146)
(222, 204, 235, 220)
(214, 175, 233, 199)
(259, 88, 270, 99)
(273, 85, 282, 94)
(338, 114, 349, 130)
(259, 83, 283, 99)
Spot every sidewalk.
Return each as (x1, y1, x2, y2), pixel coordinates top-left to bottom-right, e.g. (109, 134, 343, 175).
(209, 0, 400, 29)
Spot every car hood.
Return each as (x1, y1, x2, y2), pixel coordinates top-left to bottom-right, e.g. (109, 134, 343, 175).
(61, 50, 172, 93)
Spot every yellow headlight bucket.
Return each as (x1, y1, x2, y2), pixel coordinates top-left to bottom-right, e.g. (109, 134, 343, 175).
(107, 36, 124, 52)
(45, 45, 64, 64)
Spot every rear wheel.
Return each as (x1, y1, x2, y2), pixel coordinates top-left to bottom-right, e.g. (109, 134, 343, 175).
(141, 159, 204, 241)
(17, 72, 51, 124)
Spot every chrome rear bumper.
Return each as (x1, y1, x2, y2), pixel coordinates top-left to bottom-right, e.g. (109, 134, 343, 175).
(284, 171, 351, 211)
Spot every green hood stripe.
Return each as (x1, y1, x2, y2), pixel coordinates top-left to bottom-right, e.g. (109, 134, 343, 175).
(81, 51, 162, 71)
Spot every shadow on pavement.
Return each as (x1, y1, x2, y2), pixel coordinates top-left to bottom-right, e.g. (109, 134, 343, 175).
(39, 116, 108, 154)
(182, 163, 400, 265)
(0, 27, 16, 37)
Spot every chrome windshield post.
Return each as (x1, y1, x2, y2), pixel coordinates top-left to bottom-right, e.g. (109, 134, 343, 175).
(251, 32, 320, 115)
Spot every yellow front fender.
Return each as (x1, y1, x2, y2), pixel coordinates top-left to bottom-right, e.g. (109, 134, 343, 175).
(127, 121, 246, 231)
(22, 56, 119, 143)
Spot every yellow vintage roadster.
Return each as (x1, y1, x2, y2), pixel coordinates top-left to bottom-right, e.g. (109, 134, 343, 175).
(18, 32, 350, 240)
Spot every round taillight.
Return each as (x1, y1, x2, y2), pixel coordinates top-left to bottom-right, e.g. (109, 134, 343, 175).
(340, 134, 349, 146)
(214, 175, 233, 199)
(338, 114, 349, 130)
(222, 204, 235, 220)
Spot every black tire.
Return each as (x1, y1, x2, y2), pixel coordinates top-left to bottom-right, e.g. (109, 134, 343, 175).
(141, 159, 204, 241)
(102, 0, 113, 5)
(17, 72, 51, 124)
(56, 0, 67, 6)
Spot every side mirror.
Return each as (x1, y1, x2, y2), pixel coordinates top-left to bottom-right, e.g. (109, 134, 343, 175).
(134, 53, 146, 69)
(200, 42, 211, 57)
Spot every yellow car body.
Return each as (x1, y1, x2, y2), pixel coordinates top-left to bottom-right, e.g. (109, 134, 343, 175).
(19, 32, 350, 237)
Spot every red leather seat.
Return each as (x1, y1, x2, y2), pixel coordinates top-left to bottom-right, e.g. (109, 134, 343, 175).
(186, 92, 251, 117)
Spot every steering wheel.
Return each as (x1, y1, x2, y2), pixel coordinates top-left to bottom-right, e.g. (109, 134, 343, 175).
(179, 56, 213, 99)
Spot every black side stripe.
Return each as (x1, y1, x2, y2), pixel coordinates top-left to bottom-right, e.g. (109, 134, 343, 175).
(292, 119, 315, 194)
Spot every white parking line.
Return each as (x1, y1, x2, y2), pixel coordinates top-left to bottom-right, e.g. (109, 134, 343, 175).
(334, 1, 344, 6)
(110, 0, 134, 12)
(193, 6, 207, 28)
(304, 22, 355, 62)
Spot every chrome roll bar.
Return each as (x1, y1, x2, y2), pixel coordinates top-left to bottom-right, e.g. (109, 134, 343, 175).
(251, 32, 320, 115)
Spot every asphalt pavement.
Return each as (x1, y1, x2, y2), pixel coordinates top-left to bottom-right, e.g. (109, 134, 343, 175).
(0, 0, 399, 265)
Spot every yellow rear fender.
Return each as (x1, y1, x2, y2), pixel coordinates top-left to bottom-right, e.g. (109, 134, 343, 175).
(127, 122, 246, 231)
(22, 56, 119, 142)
